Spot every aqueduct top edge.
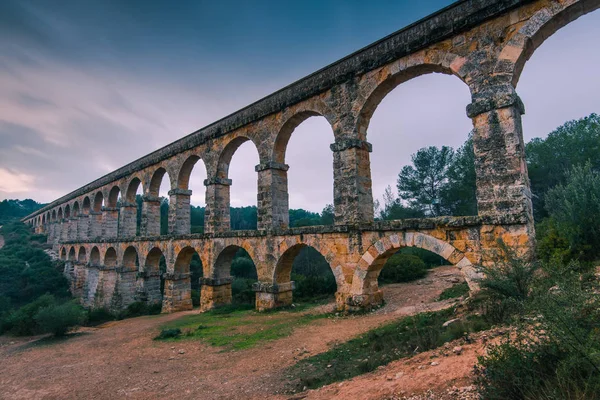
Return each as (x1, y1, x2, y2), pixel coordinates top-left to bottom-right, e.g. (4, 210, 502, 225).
(22, 0, 533, 221)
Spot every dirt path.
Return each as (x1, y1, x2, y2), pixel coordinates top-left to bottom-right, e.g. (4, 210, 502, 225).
(1, 267, 470, 400)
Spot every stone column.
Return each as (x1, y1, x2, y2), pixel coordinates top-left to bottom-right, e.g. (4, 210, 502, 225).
(88, 211, 103, 240)
(467, 90, 535, 258)
(162, 272, 193, 313)
(68, 217, 79, 241)
(200, 277, 232, 311)
(77, 215, 90, 241)
(102, 207, 119, 239)
(72, 263, 87, 298)
(256, 162, 289, 230)
(331, 139, 374, 225)
(94, 266, 118, 309)
(168, 189, 192, 235)
(140, 195, 161, 236)
(113, 267, 138, 310)
(118, 202, 137, 238)
(203, 178, 232, 234)
(46, 222, 55, 243)
(59, 219, 69, 242)
(135, 271, 162, 305)
(253, 281, 294, 311)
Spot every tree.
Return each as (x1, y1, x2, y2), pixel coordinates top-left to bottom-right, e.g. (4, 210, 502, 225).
(526, 113, 600, 219)
(397, 146, 455, 216)
(321, 204, 334, 225)
(544, 162, 600, 261)
(377, 186, 423, 220)
(442, 136, 477, 216)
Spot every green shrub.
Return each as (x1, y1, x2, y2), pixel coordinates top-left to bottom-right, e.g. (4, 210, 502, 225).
(154, 328, 182, 340)
(231, 256, 257, 279)
(3, 294, 56, 335)
(231, 278, 255, 304)
(86, 308, 116, 326)
(118, 301, 162, 319)
(292, 273, 336, 302)
(438, 282, 469, 301)
(34, 301, 86, 337)
(378, 253, 428, 284)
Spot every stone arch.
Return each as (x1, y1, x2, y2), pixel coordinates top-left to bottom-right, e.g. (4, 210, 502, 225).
(93, 192, 104, 212)
(78, 246, 87, 264)
(125, 177, 143, 203)
(68, 246, 76, 261)
(355, 51, 470, 140)
(42, 214, 46, 224)
(57, 207, 63, 220)
(213, 243, 257, 279)
(107, 186, 121, 208)
(216, 136, 260, 180)
(500, 0, 600, 87)
(145, 247, 164, 273)
(90, 246, 101, 266)
(60, 247, 67, 260)
(52, 210, 57, 221)
(352, 232, 479, 302)
(104, 247, 117, 267)
(72, 201, 80, 217)
(122, 246, 139, 272)
(273, 110, 336, 164)
(82, 196, 91, 214)
(174, 246, 200, 274)
(149, 167, 172, 195)
(177, 155, 207, 190)
(64, 204, 71, 219)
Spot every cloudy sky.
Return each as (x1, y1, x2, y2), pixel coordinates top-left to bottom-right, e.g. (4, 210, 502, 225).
(1, 1, 599, 212)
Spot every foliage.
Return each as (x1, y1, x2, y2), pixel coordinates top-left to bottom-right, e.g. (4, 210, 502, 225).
(34, 301, 86, 337)
(442, 136, 477, 216)
(526, 113, 600, 220)
(378, 253, 428, 284)
(376, 185, 424, 220)
(118, 301, 162, 319)
(289, 209, 322, 227)
(154, 328, 182, 340)
(0, 199, 45, 225)
(397, 145, 455, 216)
(2, 294, 57, 335)
(438, 282, 469, 301)
(476, 259, 600, 399)
(544, 162, 600, 261)
(288, 308, 490, 390)
(320, 204, 335, 225)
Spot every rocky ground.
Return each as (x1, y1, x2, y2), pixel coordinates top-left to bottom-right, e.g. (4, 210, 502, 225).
(1, 266, 486, 400)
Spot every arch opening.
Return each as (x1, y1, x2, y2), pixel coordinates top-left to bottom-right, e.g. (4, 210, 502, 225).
(215, 245, 258, 305)
(366, 71, 474, 219)
(274, 244, 337, 304)
(122, 246, 139, 272)
(178, 155, 208, 234)
(104, 247, 117, 268)
(149, 167, 171, 235)
(276, 113, 335, 226)
(60, 247, 67, 260)
(93, 192, 104, 212)
(82, 196, 91, 215)
(218, 137, 259, 230)
(144, 247, 167, 304)
(173, 246, 203, 307)
(90, 246, 101, 266)
(78, 246, 87, 264)
(68, 247, 76, 262)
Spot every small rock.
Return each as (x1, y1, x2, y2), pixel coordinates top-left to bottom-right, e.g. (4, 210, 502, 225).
(395, 372, 404, 379)
(327, 364, 332, 368)
(386, 375, 393, 381)
(178, 349, 185, 354)
(453, 346, 463, 355)
(430, 362, 439, 366)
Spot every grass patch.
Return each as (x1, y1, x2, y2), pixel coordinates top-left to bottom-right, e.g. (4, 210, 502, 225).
(154, 303, 327, 350)
(287, 308, 490, 390)
(438, 282, 470, 301)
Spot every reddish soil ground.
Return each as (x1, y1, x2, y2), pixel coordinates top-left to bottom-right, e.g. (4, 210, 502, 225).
(1, 266, 482, 400)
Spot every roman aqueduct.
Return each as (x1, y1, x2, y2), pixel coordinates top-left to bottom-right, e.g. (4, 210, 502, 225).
(23, 0, 598, 312)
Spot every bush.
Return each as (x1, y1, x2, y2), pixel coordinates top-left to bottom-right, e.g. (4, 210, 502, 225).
(231, 278, 255, 304)
(34, 302, 86, 337)
(118, 301, 162, 319)
(438, 282, 469, 301)
(292, 273, 336, 302)
(2, 294, 56, 335)
(476, 258, 600, 399)
(86, 308, 116, 326)
(378, 253, 428, 284)
(191, 289, 200, 307)
(154, 328, 182, 340)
